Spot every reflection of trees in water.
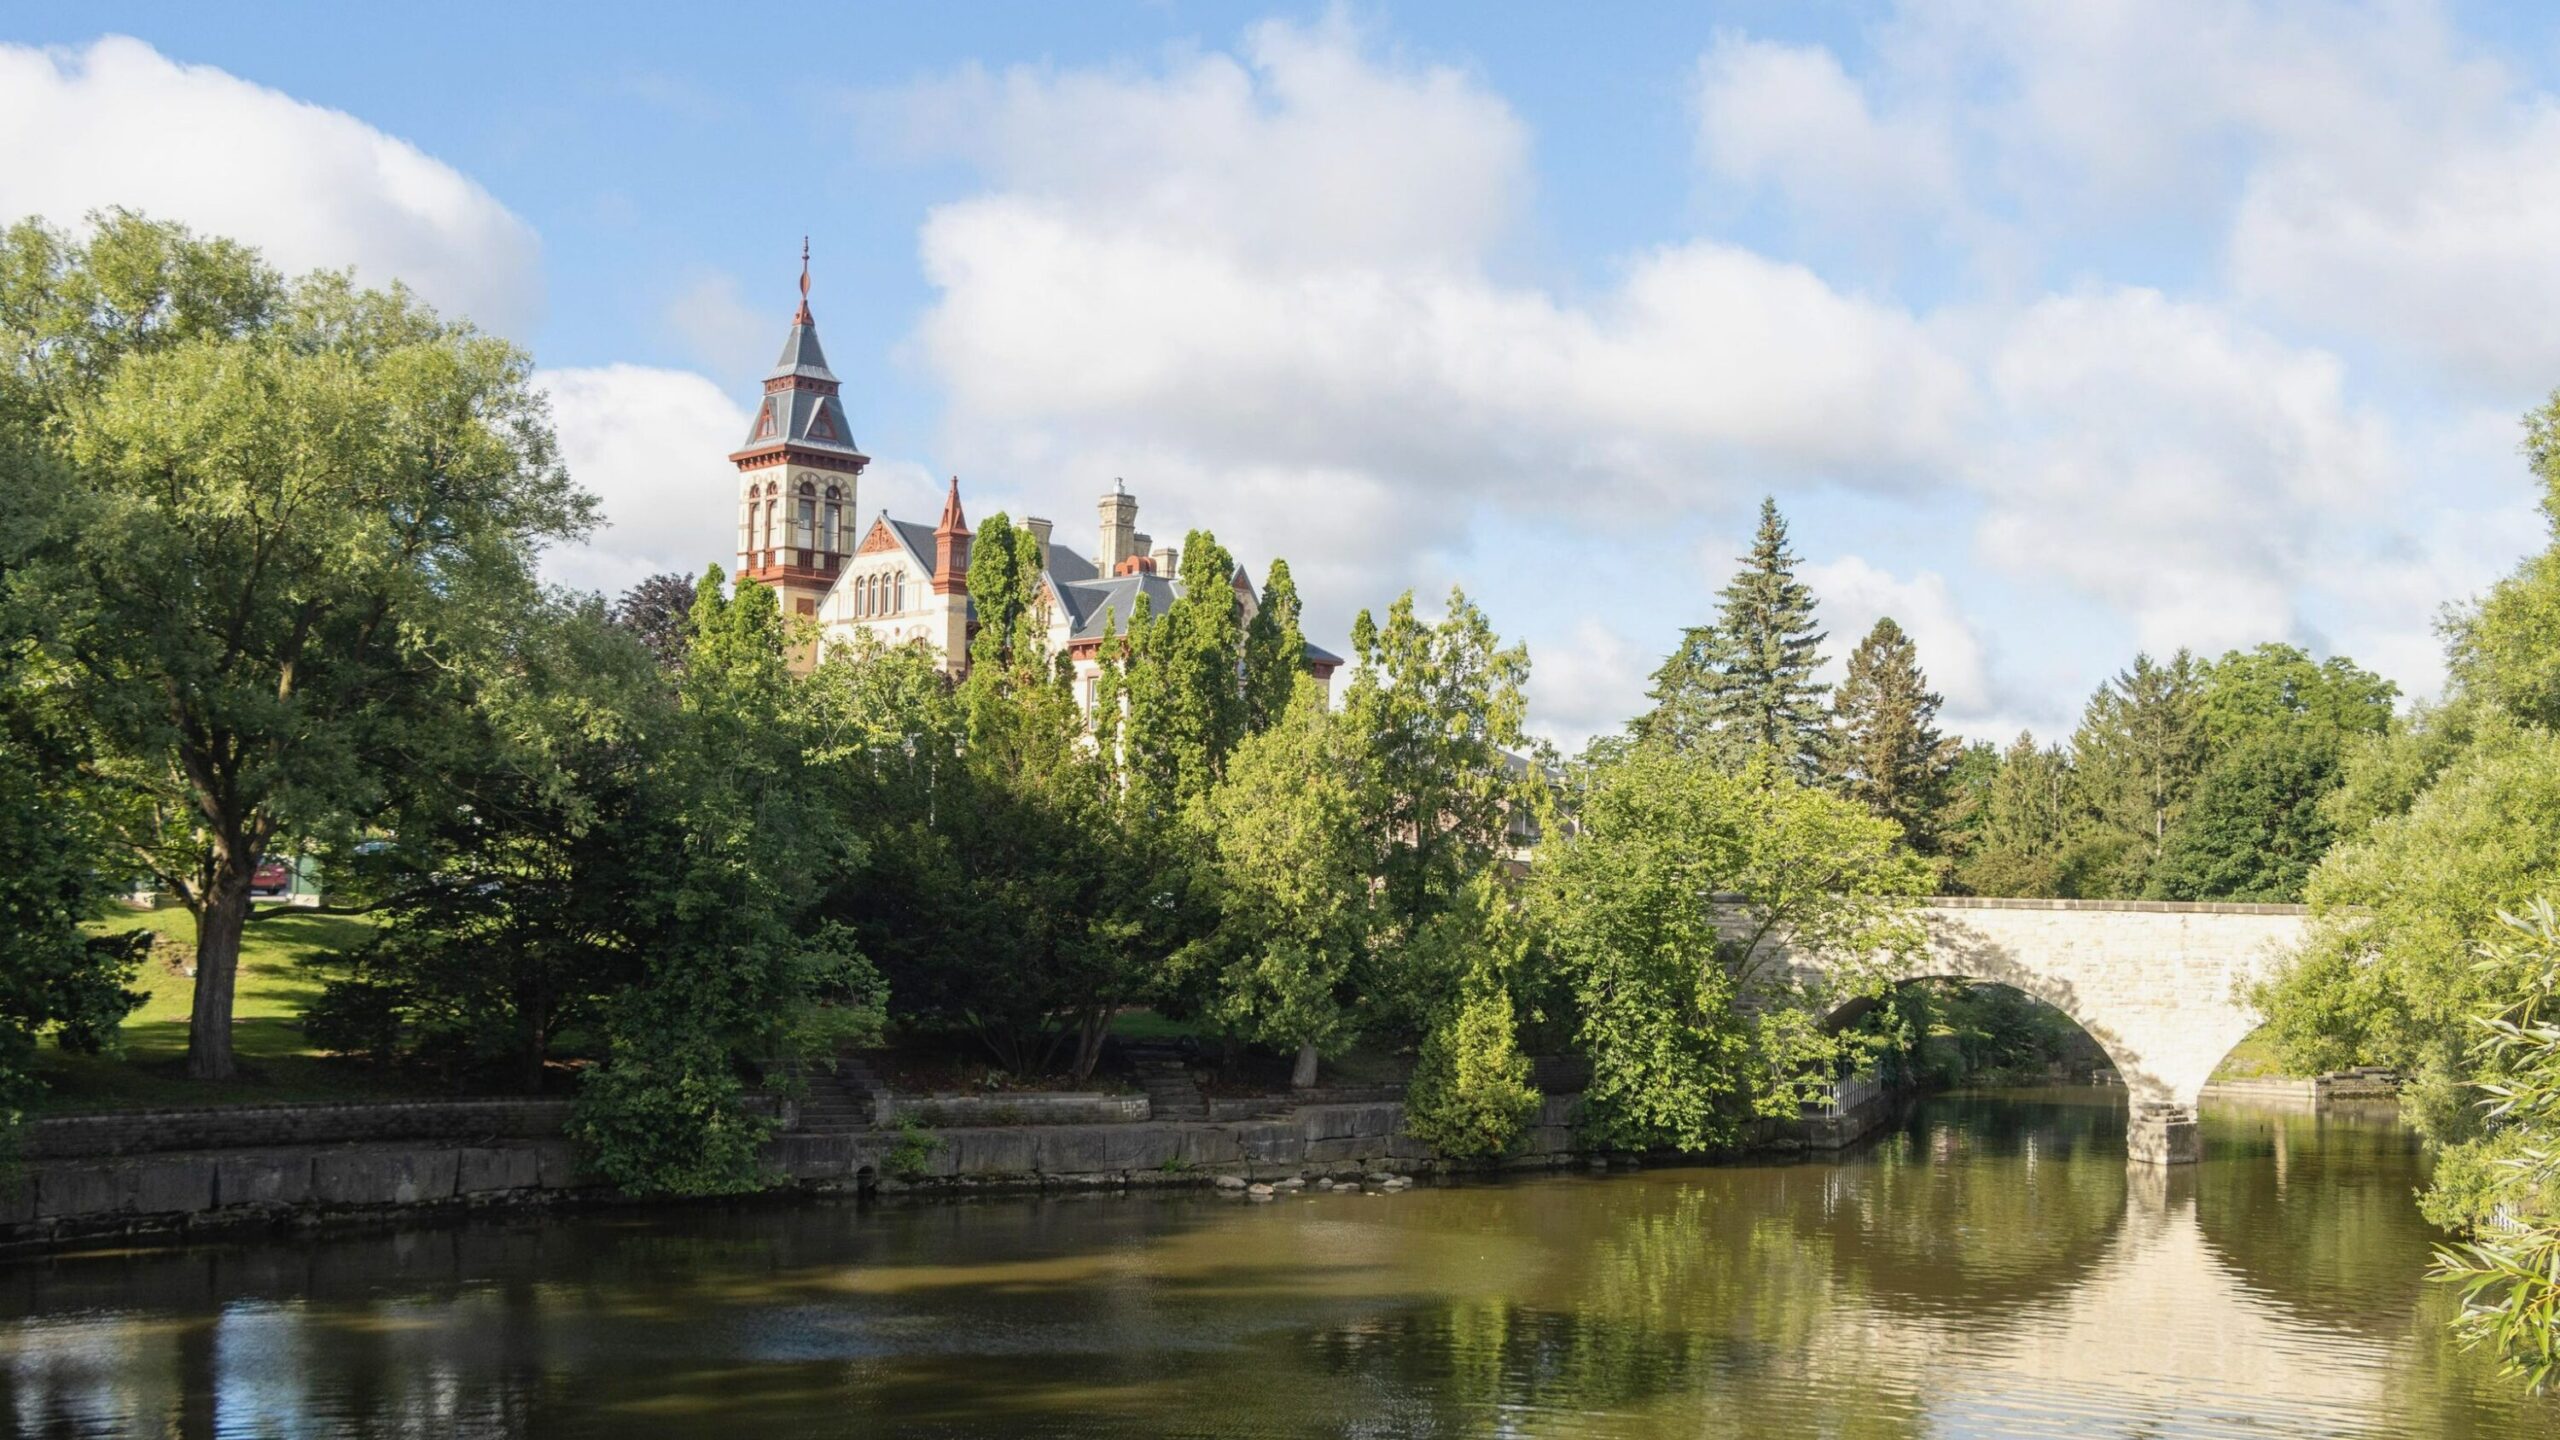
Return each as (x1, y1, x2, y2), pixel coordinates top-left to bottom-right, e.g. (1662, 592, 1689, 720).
(1784, 1089, 2128, 1326)
(2194, 1101, 2440, 1334)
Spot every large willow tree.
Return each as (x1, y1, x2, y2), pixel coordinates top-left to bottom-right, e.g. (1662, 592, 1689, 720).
(0, 213, 591, 1080)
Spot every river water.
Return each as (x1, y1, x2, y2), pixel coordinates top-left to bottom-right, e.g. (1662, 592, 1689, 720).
(2, 1087, 2552, 1438)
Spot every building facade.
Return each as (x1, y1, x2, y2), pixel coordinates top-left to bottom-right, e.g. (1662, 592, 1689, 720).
(729, 262, 1338, 702)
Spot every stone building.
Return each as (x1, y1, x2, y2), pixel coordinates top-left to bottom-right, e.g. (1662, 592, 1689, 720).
(727, 257, 1339, 702)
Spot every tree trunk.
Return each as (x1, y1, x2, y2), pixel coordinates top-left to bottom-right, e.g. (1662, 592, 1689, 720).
(187, 862, 253, 1081)
(1292, 1040, 1320, 1090)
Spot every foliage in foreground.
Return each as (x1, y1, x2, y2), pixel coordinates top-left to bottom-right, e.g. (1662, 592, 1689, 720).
(2429, 903, 2560, 1393)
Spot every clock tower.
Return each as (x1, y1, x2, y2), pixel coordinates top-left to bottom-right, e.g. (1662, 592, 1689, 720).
(730, 241, 868, 627)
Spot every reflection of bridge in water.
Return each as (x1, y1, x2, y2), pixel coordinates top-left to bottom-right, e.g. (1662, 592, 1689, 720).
(1779, 897, 2311, 1163)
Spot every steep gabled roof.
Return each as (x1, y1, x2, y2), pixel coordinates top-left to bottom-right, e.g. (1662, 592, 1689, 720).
(1059, 572, 1179, 642)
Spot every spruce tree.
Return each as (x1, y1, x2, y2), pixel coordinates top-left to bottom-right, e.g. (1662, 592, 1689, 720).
(2069, 651, 2206, 896)
(1958, 732, 2074, 897)
(1829, 617, 1959, 852)
(1637, 497, 1830, 776)
(1241, 556, 1307, 733)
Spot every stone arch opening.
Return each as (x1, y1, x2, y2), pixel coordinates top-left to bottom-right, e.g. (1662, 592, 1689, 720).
(1822, 978, 2128, 1092)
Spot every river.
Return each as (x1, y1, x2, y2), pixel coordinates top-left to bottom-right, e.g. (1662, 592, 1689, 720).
(1, 1087, 2551, 1437)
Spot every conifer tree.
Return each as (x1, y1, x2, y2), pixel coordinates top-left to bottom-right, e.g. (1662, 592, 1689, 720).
(1829, 617, 1959, 852)
(1638, 497, 1830, 776)
(2069, 651, 2206, 896)
(1958, 732, 2075, 897)
(1124, 529, 1246, 810)
(1241, 556, 1306, 733)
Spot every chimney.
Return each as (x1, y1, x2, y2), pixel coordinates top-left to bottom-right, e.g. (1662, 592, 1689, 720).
(1024, 516, 1053, 569)
(1097, 480, 1138, 572)
(1152, 543, 1180, 575)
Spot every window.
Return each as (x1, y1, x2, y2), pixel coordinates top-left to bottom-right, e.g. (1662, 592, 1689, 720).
(892, 572, 904, 613)
(762, 498, 777, 552)
(824, 500, 842, 553)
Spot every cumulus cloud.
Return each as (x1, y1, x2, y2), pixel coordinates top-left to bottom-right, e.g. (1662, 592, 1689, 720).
(1524, 619, 1652, 754)
(885, 18, 1973, 657)
(1968, 287, 2394, 658)
(0, 36, 541, 336)
(662, 271, 776, 386)
(1803, 555, 1997, 728)
(1693, 33, 1960, 232)
(537, 366, 751, 598)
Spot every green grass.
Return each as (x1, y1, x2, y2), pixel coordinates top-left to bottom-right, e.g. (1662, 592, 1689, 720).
(30, 900, 432, 1113)
(1107, 1007, 1204, 1041)
(2209, 1028, 2305, 1081)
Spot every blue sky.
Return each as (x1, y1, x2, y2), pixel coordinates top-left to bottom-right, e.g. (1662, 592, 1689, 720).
(8, 3, 2558, 746)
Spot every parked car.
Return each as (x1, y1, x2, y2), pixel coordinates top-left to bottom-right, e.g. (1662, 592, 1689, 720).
(249, 857, 291, 896)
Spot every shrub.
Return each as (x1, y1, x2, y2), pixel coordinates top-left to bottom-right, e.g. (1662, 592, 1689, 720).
(1404, 986, 1541, 1159)
(567, 1040, 773, 1197)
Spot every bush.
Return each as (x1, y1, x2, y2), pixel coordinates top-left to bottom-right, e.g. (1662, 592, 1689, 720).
(567, 1040, 774, 1197)
(303, 976, 406, 1067)
(1404, 986, 1541, 1159)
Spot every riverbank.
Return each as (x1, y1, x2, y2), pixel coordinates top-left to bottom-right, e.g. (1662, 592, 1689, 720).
(0, 1092, 1595, 1256)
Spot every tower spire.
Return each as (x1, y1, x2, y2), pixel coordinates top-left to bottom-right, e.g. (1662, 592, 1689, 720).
(794, 236, 812, 324)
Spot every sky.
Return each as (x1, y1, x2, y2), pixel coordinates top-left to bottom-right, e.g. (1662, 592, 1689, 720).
(5, 1, 2557, 750)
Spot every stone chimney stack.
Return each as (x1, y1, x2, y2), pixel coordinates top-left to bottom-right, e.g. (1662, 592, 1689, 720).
(1097, 480, 1138, 572)
(1152, 543, 1180, 575)
(1025, 516, 1053, 569)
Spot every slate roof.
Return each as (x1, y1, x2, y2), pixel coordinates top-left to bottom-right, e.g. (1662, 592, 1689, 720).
(734, 307, 867, 461)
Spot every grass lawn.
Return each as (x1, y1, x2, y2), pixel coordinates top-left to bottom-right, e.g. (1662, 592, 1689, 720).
(2208, 1028, 2303, 1081)
(30, 901, 431, 1113)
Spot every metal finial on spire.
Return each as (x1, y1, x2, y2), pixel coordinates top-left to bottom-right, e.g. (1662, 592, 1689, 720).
(792, 237, 813, 324)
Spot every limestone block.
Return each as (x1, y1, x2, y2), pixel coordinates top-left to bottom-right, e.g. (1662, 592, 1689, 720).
(35, 1163, 128, 1219)
(530, 1140, 594, 1190)
(214, 1153, 311, 1209)
(313, 1148, 460, 1207)
(456, 1146, 541, 1195)
(945, 1127, 1038, 1176)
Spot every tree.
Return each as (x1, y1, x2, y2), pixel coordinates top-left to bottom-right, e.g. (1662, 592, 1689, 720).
(2145, 729, 2343, 902)
(2257, 719, 2560, 1140)
(567, 573, 886, 1194)
(314, 595, 668, 1091)
(1535, 745, 1926, 1153)
(1402, 871, 1543, 1157)
(609, 571, 700, 671)
(1828, 617, 1959, 854)
(1956, 733, 2074, 898)
(2067, 652, 2205, 897)
(1125, 529, 1247, 812)
(0, 216, 591, 1080)
(2449, 393, 2560, 729)
(1342, 588, 1533, 980)
(1240, 556, 1306, 734)
(1637, 497, 1829, 776)
(2143, 645, 2394, 903)
(2427, 901, 2560, 1393)
(1193, 679, 1369, 1087)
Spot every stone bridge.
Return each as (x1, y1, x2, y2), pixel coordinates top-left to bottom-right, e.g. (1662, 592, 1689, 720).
(1780, 897, 2311, 1165)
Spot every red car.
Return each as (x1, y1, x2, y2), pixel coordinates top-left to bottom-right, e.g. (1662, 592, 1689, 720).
(249, 857, 291, 896)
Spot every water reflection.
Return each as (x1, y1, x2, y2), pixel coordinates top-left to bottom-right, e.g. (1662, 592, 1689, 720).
(1, 1089, 2552, 1437)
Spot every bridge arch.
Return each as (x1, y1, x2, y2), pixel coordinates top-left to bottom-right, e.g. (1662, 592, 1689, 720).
(1777, 898, 2310, 1162)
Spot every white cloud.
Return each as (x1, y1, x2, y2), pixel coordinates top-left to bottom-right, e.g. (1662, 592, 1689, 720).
(890, 18, 1973, 656)
(1524, 618, 1651, 754)
(1694, 33, 1960, 231)
(1803, 555, 1996, 726)
(537, 365, 750, 597)
(1968, 287, 2395, 658)
(662, 271, 775, 385)
(0, 36, 541, 336)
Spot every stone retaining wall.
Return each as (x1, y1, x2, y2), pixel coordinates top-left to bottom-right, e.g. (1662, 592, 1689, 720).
(0, 1095, 1591, 1255)
(23, 1099, 575, 1160)
(873, 1092, 1149, 1127)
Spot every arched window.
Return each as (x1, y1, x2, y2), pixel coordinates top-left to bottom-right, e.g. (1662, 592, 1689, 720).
(762, 497, 777, 553)
(824, 486, 842, 553)
(865, 575, 877, 616)
(893, 572, 904, 613)
(796, 482, 817, 550)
